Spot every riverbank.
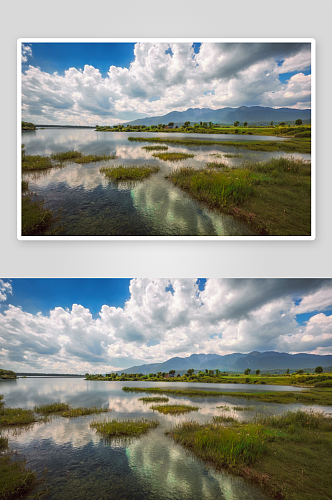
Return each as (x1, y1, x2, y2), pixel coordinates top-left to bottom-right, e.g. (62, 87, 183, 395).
(167, 409, 332, 500)
(167, 157, 311, 236)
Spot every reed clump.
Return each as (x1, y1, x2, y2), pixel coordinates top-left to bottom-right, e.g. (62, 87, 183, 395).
(34, 402, 71, 414)
(90, 418, 159, 437)
(152, 152, 195, 161)
(100, 165, 160, 180)
(151, 404, 200, 415)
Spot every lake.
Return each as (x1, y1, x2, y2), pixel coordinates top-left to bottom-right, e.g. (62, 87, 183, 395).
(21, 129, 310, 237)
(1, 378, 328, 500)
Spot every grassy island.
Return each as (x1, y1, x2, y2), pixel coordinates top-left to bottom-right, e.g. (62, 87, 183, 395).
(100, 164, 160, 180)
(167, 409, 332, 500)
(22, 121, 36, 130)
(152, 152, 195, 161)
(90, 418, 159, 437)
(151, 404, 200, 415)
(167, 157, 311, 236)
(0, 369, 17, 380)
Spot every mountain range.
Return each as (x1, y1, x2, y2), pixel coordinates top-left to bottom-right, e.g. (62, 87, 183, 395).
(119, 351, 332, 375)
(125, 106, 311, 127)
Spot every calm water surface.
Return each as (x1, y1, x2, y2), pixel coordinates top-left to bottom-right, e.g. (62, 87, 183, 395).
(1, 378, 328, 500)
(22, 129, 310, 237)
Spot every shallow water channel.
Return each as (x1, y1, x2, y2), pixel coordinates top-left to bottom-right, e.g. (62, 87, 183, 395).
(1, 378, 328, 500)
(22, 129, 310, 237)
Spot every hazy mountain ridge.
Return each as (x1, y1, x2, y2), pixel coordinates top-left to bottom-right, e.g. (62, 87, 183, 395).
(125, 106, 311, 126)
(120, 351, 332, 374)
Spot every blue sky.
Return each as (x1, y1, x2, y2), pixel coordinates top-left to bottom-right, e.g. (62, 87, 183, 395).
(1, 278, 329, 373)
(21, 41, 312, 126)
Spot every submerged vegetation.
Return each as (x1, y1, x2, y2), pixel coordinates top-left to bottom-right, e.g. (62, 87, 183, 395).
(21, 194, 55, 236)
(152, 152, 195, 161)
(168, 410, 332, 500)
(100, 164, 160, 180)
(151, 404, 200, 415)
(90, 418, 159, 437)
(167, 157, 311, 236)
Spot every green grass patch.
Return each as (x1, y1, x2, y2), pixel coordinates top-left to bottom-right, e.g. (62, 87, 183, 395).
(0, 455, 37, 500)
(0, 407, 37, 427)
(34, 402, 70, 414)
(212, 415, 236, 423)
(223, 153, 243, 158)
(22, 195, 54, 236)
(151, 404, 200, 414)
(138, 397, 169, 403)
(50, 150, 82, 161)
(90, 418, 159, 437)
(233, 406, 255, 411)
(127, 136, 311, 154)
(100, 164, 160, 180)
(142, 145, 168, 151)
(152, 152, 195, 161)
(122, 386, 332, 405)
(62, 407, 110, 418)
(167, 157, 311, 236)
(168, 409, 332, 500)
(22, 155, 53, 171)
(74, 154, 118, 163)
(216, 405, 231, 411)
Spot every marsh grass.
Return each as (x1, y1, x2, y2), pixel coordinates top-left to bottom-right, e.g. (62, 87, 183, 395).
(168, 410, 332, 500)
(142, 146, 168, 151)
(62, 407, 110, 418)
(0, 407, 37, 427)
(22, 195, 54, 236)
(216, 405, 231, 411)
(151, 404, 200, 415)
(138, 397, 169, 403)
(233, 406, 255, 411)
(22, 180, 29, 192)
(100, 164, 160, 180)
(0, 455, 37, 500)
(205, 161, 228, 169)
(74, 154, 118, 163)
(50, 151, 82, 161)
(152, 152, 195, 161)
(212, 415, 236, 423)
(223, 153, 243, 158)
(122, 386, 332, 405)
(168, 156, 311, 236)
(34, 403, 70, 415)
(90, 418, 159, 437)
(22, 155, 54, 171)
(127, 136, 311, 154)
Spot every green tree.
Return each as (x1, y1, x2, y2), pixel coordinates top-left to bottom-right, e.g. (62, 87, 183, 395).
(270, 121, 273, 126)
(169, 370, 175, 375)
(168, 122, 174, 127)
(255, 369, 260, 375)
(234, 121, 240, 127)
(295, 119, 302, 125)
(286, 368, 290, 374)
(244, 368, 251, 375)
(187, 368, 195, 376)
(209, 121, 213, 128)
(315, 366, 323, 373)
(184, 121, 190, 127)
(243, 121, 248, 127)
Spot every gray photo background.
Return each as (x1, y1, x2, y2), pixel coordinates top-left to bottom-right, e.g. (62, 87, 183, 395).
(1, 0, 330, 278)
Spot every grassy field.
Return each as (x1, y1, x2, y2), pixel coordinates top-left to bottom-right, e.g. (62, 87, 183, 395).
(100, 164, 160, 180)
(128, 136, 311, 154)
(122, 386, 332, 405)
(167, 409, 332, 500)
(167, 157, 311, 236)
(150, 404, 200, 415)
(90, 418, 159, 437)
(152, 152, 195, 161)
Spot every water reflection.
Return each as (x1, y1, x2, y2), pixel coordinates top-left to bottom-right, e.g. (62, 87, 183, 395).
(21, 129, 310, 237)
(2, 378, 330, 500)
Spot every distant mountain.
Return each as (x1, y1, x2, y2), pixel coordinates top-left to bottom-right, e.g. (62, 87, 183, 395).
(124, 106, 311, 127)
(119, 351, 332, 375)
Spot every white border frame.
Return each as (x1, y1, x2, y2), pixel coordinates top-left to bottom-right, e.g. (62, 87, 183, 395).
(17, 38, 316, 241)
